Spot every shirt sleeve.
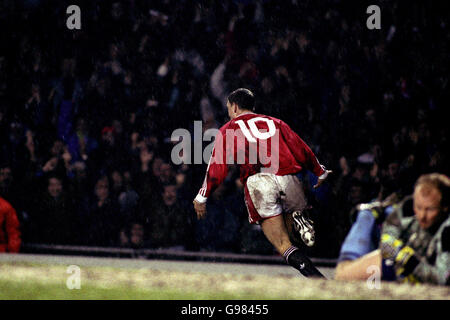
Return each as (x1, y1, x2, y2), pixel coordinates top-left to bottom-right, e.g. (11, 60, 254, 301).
(195, 127, 229, 203)
(279, 121, 326, 177)
(380, 207, 404, 242)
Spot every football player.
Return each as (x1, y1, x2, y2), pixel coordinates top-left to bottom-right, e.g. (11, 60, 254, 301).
(193, 88, 332, 278)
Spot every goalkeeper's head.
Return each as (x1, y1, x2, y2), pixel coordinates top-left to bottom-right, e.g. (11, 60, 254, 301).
(413, 173, 450, 230)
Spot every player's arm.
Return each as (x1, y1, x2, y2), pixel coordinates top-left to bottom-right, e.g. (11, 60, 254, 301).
(406, 240, 450, 285)
(193, 128, 229, 219)
(379, 208, 406, 259)
(394, 219, 450, 285)
(280, 121, 331, 187)
(378, 209, 450, 284)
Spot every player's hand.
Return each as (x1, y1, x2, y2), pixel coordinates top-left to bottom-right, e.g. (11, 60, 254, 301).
(193, 199, 207, 220)
(380, 233, 404, 259)
(313, 170, 332, 189)
(394, 245, 419, 277)
(43, 157, 58, 172)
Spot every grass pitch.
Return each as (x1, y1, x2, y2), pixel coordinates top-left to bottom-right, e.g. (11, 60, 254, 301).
(0, 261, 449, 300)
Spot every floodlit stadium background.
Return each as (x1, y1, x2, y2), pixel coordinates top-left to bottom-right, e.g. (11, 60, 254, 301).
(0, 0, 449, 299)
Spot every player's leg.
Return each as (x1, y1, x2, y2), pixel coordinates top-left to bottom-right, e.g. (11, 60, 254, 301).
(259, 215, 292, 255)
(278, 175, 315, 246)
(334, 249, 381, 280)
(245, 173, 325, 278)
(260, 215, 325, 278)
(336, 208, 377, 262)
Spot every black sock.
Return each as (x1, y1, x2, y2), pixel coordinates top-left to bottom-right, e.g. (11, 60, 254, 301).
(283, 246, 325, 278)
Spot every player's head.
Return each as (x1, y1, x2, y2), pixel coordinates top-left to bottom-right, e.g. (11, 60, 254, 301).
(227, 88, 255, 119)
(413, 173, 450, 230)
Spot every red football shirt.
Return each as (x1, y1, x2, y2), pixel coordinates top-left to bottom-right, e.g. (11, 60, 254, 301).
(196, 112, 326, 202)
(0, 197, 21, 253)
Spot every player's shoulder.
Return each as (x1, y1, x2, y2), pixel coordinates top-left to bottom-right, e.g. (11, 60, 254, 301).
(218, 119, 233, 132)
(0, 197, 14, 212)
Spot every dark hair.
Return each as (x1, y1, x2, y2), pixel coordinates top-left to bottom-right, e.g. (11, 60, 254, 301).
(227, 88, 255, 111)
(47, 173, 64, 184)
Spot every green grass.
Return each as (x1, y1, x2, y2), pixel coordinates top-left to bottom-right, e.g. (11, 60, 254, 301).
(0, 262, 279, 300)
(0, 279, 245, 300)
(0, 262, 448, 300)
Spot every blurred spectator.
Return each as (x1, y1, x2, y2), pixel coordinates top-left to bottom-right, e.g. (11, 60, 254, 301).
(0, 196, 21, 253)
(196, 178, 247, 253)
(0, 1, 448, 257)
(145, 183, 195, 250)
(66, 117, 98, 163)
(112, 169, 140, 217)
(110, 169, 124, 202)
(23, 83, 49, 131)
(84, 176, 124, 247)
(88, 125, 125, 175)
(28, 175, 76, 245)
(158, 162, 176, 185)
(119, 221, 149, 249)
(0, 163, 16, 206)
(36, 138, 73, 181)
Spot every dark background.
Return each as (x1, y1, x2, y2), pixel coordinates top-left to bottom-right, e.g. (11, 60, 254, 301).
(0, 0, 448, 258)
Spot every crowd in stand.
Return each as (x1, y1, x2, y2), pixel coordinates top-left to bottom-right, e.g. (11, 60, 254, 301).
(0, 0, 448, 257)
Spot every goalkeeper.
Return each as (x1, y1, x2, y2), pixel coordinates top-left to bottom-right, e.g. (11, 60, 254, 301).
(335, 173, 450, 286)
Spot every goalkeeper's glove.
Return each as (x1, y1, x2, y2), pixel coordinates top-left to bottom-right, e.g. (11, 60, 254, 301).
(394, 245, 420, 277)
(380, 233, 404, 259)
(380, 233, 420, 277)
